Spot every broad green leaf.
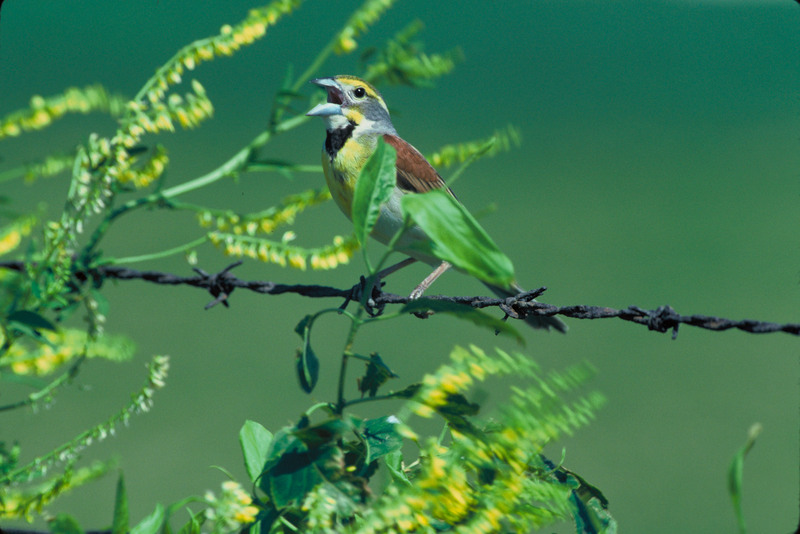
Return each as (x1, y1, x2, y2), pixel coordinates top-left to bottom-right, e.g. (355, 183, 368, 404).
(361, 416, 403, 464)
(111, 473, 129, 534)
(352, 138, 397, 248)
(401, 298, 524, 344)
(728, 423, 761, 534)
(8, 310, 57, 332)
(384, 450, 411, 486)
(130, 503, 165, 534)
(267, 436, 331, 509)
(48, 514, 85, 534)
(240, 420, 273, 483)
(401, 189, 515, 288)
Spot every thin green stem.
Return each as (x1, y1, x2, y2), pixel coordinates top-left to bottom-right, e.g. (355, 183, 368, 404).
(335, 307, 365, 414)
(0, 355, 86, 413)
(103, 236, 208, 266)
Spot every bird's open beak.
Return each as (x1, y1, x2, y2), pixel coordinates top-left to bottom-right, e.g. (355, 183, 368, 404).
(307, 77, 344, 117)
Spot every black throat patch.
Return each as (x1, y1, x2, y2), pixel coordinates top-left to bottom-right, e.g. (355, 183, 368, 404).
(325, 122, 356, 159)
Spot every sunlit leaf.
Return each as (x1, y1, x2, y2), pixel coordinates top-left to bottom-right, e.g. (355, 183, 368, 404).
(130, 503, 165, 534)
(401, 189, 515, 287)
(352, 138, 397, 249)
(240, 420, 273, 483)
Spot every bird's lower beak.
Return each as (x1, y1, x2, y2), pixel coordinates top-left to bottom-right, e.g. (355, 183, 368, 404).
(307, 77, 344, 117)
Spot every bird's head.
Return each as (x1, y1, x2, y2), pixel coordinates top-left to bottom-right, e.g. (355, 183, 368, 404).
(307, 75, 395, 135)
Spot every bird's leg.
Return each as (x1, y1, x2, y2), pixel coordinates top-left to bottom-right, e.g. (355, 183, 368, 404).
(410, 261, 452, 299)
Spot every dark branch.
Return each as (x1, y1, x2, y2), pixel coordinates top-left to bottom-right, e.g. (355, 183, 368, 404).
(1, 260, 797, 337)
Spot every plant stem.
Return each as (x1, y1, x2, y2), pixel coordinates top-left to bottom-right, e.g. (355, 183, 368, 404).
(335, 308, 364, 414)
(103, 236, 208, 265)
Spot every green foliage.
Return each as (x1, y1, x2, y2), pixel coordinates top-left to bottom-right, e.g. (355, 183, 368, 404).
(352, 139, 398, 253)
(401, 189, 516, 288)
(230, 344, 606, 533)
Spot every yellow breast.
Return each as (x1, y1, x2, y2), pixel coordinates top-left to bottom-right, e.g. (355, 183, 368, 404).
(321, 136, 375, 220)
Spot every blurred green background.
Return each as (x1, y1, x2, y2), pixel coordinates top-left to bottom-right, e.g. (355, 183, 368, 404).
(1, 0, 797, 532)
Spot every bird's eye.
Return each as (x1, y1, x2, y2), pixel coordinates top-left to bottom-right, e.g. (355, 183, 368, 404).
(353, 87, 366, 99)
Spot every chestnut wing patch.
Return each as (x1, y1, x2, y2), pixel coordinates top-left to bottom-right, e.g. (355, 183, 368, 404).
(383, 134, 454, 197)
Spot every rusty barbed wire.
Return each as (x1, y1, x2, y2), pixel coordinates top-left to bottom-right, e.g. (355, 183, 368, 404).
(1, 260, 797, 337)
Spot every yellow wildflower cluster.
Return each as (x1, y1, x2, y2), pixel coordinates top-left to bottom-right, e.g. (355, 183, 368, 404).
(0, 461, 111, 522)
(354, 345, 602, 533)
(0, 216, 35, 256)
(204, 480, 260, 531)
(119, 80, 213, 146)
(209, 232, 358, 271)
(2, 329, 135, 376)
(134, 0, 300, 110)
(334, 0, 396, 54)
(0, 85, 126, 140)
(427, 125, 521, 169)
(197, 188, 331, 236)
(116, 145, 169, 189)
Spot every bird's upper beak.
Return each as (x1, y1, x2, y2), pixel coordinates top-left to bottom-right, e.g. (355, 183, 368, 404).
(307, 77, 345, 117)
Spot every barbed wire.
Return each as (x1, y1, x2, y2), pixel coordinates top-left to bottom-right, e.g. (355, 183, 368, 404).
(1, 260, 797, 338)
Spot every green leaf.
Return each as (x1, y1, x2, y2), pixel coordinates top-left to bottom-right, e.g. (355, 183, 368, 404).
(240, 420, 273, 483)
(8, 310, 58, 333)
(48, 514, 85, 534)
(265, 433, 332, 509)
(401, 298, 524, 344)
(384, 450, 411, 486)
(111, 473, 129, 534)
(728, 423, 761, 534)
(130, 503, 165, 534)
(352, 138, 397, 249)
(401, 189, 515, 288)
(296, 347, 319, 394)
(357, 353, 398, 398)
(361, 416, 403, 464)
(294, 315, 319, 393)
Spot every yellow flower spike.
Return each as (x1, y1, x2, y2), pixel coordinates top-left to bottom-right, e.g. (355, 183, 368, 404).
(30, 95, 47, 110)
(174, 108, 191, 128)
(155, 112, 174, 132)
(336, 250, 350, 264)
(197, 44, 214, 60)
(259, 219, 275, 233)
(32, 109, 51, 128)
(183, 54, 196, 70)
(288, 254, 306, 270)
(412, 403, 434, 418)
(220, 24, 233, 35)
(0, 228, 22, 255)
(4, 122, 21, 137)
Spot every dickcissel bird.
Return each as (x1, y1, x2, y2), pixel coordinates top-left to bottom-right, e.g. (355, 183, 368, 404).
(307, 75, 566, 333)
